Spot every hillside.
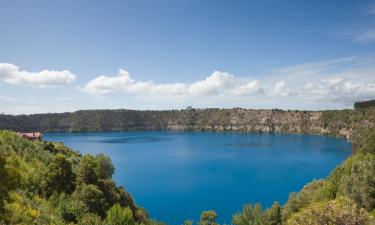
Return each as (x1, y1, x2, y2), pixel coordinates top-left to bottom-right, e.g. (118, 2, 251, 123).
(1, 103, 375, 224)
(0, 130, 163, 225)
(1, 127, 375, 224)
(1, 107, 375, 142)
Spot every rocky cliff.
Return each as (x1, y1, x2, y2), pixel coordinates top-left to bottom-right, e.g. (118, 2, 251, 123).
(1, 107, 374, 141)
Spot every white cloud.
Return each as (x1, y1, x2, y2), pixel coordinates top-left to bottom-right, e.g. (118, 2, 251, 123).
(0, 63, 76, 87)
(270, 80, 291, 97)
(80, 53, 375, 110)
(82, 70, 262, 96)
(231, 80, 262, 95)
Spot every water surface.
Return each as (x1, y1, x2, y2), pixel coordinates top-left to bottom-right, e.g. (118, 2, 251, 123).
(44, 131, 351, 224)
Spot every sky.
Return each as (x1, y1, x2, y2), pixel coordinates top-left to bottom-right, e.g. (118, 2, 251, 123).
(0, 0, 375, 114)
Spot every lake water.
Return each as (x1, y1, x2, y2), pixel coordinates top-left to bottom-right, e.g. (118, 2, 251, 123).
(44, 131, 352, 224)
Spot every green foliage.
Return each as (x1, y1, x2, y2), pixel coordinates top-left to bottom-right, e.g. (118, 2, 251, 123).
(0, 131, 152, 224)
(265, 202, 282, 225)
(329, 152, 375, 211)
(0, 154, 20, 212)
(79, 213, 103, 225)
(286, 197, 375, 225)
(56, 194, 88, 223)
(232, 204, 267, 225)
(42, 153, 76, 197)
(104, 204, 134, 225)
(95, 154, 115, 180)
(281, 179, 334, 221)
(78, 155, 98, 185)
(356, 127, 375, 153)
(199, 210, 219, 225)
(74, 184, 106, 217)
(5, 192, 67, 225)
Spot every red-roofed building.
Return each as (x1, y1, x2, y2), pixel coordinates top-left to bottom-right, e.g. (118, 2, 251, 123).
(17, 132, 43, 141)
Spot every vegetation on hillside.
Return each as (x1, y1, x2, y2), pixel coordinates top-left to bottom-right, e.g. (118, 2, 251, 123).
(1, 104, 375, 224)
(0, 130, 162, 225)
(1, 126, 375, 224)
(1, 106, 374, 142)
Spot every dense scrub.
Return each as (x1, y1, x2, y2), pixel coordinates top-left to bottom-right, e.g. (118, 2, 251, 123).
(1, 127, 375, 224)
(0, 130, 162, 225)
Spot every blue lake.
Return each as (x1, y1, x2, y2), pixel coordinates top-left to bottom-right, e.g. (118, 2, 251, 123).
(44, 131, 352, 224)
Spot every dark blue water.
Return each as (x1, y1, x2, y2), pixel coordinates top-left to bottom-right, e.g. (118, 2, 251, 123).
(44, 131, 351, 224)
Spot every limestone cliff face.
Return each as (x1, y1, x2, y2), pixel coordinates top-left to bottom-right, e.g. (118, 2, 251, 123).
(1, 108, 374, 140)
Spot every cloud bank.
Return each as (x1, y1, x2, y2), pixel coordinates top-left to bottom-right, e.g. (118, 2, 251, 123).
(81, 53, 375, 109)
(2, 53, 375, 113)
(82, 70, 263, 96)
(0, 63, 76, 87)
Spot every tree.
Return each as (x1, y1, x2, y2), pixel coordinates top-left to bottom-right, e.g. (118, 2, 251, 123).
(336, 152, 375, 211)
(78, 155, 98, 185)
(42, 154, 76, 196)
(74, 184, 106, 217)
(104, 204, 134, 225)
(199, 210, 218, 225)
(286, 197, 375, 225)
(232, 204, 267, 225)
(97, 179, 118, 208)
(95, 154, 114, 180)
(57, 194, 88, 223)
(266, 202, 282, 225)
(0, 154, 20, 212)
(358, 128, 375, 153)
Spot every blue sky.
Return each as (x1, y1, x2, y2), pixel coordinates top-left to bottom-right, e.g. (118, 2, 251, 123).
(1, 0, 375, 114)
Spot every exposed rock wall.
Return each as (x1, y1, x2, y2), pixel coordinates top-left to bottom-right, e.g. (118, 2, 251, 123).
(0, 108, 374, 140)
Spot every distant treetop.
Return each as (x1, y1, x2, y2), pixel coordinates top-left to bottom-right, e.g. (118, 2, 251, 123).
(354, 100, 375, 110)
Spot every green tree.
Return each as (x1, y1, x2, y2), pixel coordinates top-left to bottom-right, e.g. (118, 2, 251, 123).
(57, 194, 88, 223)
(359, 128, 375, 153)
(335, 152, 375, 211)
(104, 204, 134, 225)
(78, 155, 98, 185)
(74, 184, 106, 217)
(199, 210, 219, 225)
(97, 178, 119, 209)
(0, 154, 20, 212)
(232, 204, 266, 225)
(95, 154, 114, 180)
(42, 154, 76, 196)
(266, 202, 282, 225)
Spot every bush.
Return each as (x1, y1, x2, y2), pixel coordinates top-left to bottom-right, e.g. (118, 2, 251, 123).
(286, 197, 375, 225)
(104, 204, 134, 225)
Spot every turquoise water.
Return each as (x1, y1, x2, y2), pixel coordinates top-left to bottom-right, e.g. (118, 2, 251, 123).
(44, 131, 352, 224)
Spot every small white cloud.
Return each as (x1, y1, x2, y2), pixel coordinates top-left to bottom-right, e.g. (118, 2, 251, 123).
(0, 63, 76, 87)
